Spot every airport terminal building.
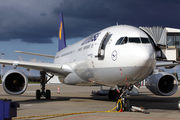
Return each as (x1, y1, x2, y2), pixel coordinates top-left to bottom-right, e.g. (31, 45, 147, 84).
(140, 26, 180, 61)
(139, 26, 180, 86)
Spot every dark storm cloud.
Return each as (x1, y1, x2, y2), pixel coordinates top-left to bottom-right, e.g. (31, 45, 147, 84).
(21, 38, 52, 43)
(40, 12, 47, 16)
(0, 0, 59, 43)
(53, 0, 180, 39)
(0, 0, 180, 43)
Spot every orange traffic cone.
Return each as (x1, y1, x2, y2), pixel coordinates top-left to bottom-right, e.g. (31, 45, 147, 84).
(57, 86, 60, 94)
(119, 109, 123, 112)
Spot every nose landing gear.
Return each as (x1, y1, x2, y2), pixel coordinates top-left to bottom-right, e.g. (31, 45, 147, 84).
(118, 86, 132, 111)
(116, 98, 131, 111)
(108, 85, 132, 111)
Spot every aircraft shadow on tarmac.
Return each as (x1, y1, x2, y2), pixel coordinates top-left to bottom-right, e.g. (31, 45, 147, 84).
(13, 93, 180, 110)
(15, 95, 112, 104)
(129, 95, 180, 110)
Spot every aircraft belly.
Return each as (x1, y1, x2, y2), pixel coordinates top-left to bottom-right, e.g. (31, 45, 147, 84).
(95, 66, 151, 86)
(74, 65, 153, 87)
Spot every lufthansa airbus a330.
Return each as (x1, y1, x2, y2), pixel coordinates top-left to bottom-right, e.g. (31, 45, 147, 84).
(0, 13, 178, 111)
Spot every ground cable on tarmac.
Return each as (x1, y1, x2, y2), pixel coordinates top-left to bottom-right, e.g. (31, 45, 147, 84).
(12, 99, 122, 120)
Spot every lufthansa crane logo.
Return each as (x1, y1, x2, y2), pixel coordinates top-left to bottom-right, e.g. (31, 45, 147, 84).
(111, 50, 117, 61)
(59, 22, 62, 40)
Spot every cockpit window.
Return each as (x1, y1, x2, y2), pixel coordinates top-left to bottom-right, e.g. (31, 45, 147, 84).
(129, 38, 141, 43)
(115, 37, 150, 45)
(115, 37, 128, 45)
(141, 38, 150, 43)
(121, 37, 128, 44)
(115, 37, 124, 45)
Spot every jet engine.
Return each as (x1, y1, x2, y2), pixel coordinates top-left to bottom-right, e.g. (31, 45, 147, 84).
(146, 71, 178, 96)
(2, 69, 28, 95)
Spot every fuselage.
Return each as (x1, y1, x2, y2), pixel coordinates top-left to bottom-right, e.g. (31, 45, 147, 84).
(54, 25, 156, 87)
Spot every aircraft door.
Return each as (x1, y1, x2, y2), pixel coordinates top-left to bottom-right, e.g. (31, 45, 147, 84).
(93, 31, 109, 58)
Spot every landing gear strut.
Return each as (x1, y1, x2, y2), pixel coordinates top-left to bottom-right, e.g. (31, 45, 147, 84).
(36, 71, 54, 100)
(108, 86, 132, 111)
(116, 86, 132, 111)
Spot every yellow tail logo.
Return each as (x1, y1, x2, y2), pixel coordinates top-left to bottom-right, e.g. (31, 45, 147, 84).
(59, 22, 62, 40)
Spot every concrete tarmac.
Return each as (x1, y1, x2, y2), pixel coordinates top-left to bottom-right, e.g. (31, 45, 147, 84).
(0, 84, 180, 120)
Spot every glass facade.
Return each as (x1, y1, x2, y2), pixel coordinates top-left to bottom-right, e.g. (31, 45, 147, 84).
(167, 33, 180, 48)
(176, 35, 180, 47)
(167, 35, 174, 46)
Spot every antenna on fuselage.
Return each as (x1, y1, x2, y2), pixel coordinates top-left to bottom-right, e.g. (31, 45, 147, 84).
(116, 22, 119, 26)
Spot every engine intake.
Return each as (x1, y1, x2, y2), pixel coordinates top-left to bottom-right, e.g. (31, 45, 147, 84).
(146, 71, 178, 96)
(2, 69, 28, 95)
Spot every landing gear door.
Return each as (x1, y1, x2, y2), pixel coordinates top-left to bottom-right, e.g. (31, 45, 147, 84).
(93, 31, 109, 58)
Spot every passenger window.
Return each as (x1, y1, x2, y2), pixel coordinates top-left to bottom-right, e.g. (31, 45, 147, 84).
(141, 38, 150, 43)
(115, 37, 124, 45)
(129, 38, 141, 43)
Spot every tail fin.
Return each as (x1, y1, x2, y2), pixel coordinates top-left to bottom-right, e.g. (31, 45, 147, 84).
(58, 13, 66, 51)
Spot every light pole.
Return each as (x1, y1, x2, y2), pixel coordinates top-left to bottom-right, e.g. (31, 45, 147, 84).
(1, 53, 5, 80)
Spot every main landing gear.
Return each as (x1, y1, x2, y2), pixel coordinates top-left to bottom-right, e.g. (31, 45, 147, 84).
(108, 86, 132, 111)
(36, 71, 54, 100)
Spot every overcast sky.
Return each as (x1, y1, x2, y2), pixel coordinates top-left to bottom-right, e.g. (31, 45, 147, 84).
(0, 0, 180, 76)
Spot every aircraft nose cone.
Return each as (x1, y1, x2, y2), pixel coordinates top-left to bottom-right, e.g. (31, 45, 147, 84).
(132, 45, 155, 67)
(127, 44, 155, 80)
(137, 49, 151, 66)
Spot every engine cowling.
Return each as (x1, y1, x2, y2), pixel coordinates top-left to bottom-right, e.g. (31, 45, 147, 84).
(146, 71, 178, 96)
(2, 69, 28, 95)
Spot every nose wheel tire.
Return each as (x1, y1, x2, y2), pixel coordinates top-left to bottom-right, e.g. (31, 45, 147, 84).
(116, 99, 122, 111)
(124, 100, 131, 111)
(116, 99, 131, 111)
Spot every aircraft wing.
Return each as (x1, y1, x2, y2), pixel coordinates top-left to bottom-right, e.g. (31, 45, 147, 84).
(0, 59, 72, 76)
(15, 51, 55, 58)
(156, 61, 180, 68)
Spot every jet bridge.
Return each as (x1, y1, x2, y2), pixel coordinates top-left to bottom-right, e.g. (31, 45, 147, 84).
(140, 26, 180, 61)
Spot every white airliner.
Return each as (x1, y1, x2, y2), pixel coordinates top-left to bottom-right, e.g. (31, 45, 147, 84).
(0, 13, 178, 111)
